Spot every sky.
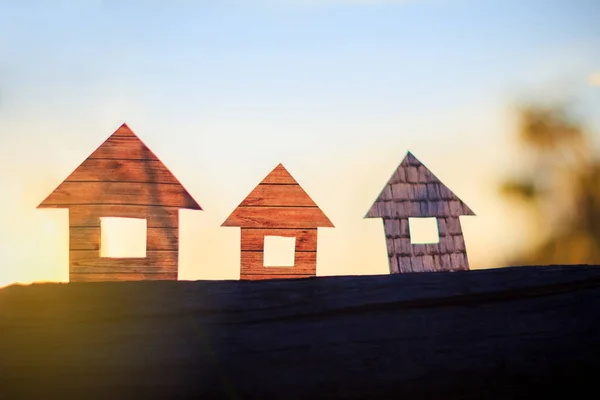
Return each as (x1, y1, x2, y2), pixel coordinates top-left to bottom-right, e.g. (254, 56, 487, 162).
(0, 0, 599, 286)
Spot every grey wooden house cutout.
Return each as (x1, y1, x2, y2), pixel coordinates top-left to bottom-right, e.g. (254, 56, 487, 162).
(365, 151, 475, 273)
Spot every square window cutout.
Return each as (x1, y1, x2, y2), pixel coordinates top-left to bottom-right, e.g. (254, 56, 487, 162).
(263, 236, 296, 267)
(100, 217, 147, 258)
(408, 217, 440, 244)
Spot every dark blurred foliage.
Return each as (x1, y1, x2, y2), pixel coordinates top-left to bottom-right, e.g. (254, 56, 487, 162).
(500, 103, 600, 265)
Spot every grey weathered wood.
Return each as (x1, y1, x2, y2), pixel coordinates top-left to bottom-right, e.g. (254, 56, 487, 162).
(1, 265, 599, 399)
(366, 152, 474, 274)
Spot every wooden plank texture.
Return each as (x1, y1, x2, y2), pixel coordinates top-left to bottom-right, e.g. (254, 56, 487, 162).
(68, 206, 179, 228)
(223, 207, 333, 228)
(69, 273, 177, 282)
(1, 266, 600, 399)
(240, 251, 317, 275)
(38, 124, 202, 211)
(69, 227, 179, 251)
(240, 229, 317, 252)
(64, 159, 180, 184)
(69, 250, 178, 272)
(39, 181, 200, 209)
(259, 163, 298, 184)
(240, 274, 315, 280)
(366, 151, 475, 219)
(88, 136, 159, 160)
(239, 184, 318, 207)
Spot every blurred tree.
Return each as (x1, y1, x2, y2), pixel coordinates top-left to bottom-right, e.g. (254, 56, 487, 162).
(500, 103, 600, 265)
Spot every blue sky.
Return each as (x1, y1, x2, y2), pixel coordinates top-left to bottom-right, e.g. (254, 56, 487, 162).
(0, 0, 599, 285)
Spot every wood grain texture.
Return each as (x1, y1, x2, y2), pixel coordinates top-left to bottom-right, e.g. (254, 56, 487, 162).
(366, 151, 475, 274)
(240, 250, 317, 276)
(259, 163, 299, 184)
(240, 229, 317, 252)
(223, 207, 333, 228)
(240, 274, 315, 280)
(69, 273, 177, 282)
(382, 217, 470, 274)
(36, 124, 199, 283)
(69, 250, 178, 271)
(240, 184, 318, 207)
(1, 266, 600, 399)
(87, 133, 159, 160)
(69, 227, 178, 251)
(223, 163, 330, 280)
(64, 159, 181, 184)
(68, 206, 179, 228)
(38, 123, 201, 210)
(365, 151, 475, 219)
(39, 181, 200, 209)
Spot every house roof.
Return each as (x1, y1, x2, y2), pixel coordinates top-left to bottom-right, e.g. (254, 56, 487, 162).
(37, 123, 201, 210)
(221, 164, 334, 229)
(365, 151, 475, 219)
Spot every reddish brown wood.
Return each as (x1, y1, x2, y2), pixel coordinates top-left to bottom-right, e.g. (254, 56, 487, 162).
(223, 207, 333, 228)
(64, 159, 181, 184)
(37, 123, 201, 282)
(38, 181, 199, 209)
(240, 229, 317, 252)
(69, 227, 178, 251)
(241, 274, 315, 280)
(240, 250, 317, 276)
(69, 273, 177, 282)
(223, 164, 332, 281)
(70, 251, 178, 272)
(68, 206, 179, 228)
(259, 163, 298, 184)
(240, 184, 318, 207)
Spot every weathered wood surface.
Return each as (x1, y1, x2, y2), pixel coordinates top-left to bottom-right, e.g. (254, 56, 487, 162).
(223, 164, 332, 281)
(223, 207, 334, 228)
(38, 124, 201, 210)
(366, 151, 473, 273)
(36, 124, 201, 283)
(1, 265, 599, 399)
(259, 163, 298, 184)
(39, 181, 200, 208)
(69, 272, 178, 282)
(65, 206, 179, 282)
(68, 206, 180, 227)
(240, 228, 317, 251)
(222, 164, 333, 228)
(70, 227, 179, 251)
(241, 250, 317, 276)
(240, 184, 318, 207)
(70, 250, 178, 271)
(63, 159, 182, 184)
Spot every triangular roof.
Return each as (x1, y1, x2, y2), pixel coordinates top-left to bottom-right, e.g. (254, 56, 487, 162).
(365, 151, 474, 218)
(38, 123, 201, 210)
(222, 164, 333, 228)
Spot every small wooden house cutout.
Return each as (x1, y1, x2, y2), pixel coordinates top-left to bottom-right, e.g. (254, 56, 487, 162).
(365, 151, 475, 273)
(222, 164, 334, 280)
(37, 123, 201, 282)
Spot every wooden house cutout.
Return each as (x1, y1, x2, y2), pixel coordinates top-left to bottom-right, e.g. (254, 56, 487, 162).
(37, 123, 201, 282)
(365, 151, 475, 273)
(222, 164, 334, 280)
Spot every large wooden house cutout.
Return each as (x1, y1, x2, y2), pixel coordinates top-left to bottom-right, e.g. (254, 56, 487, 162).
(365, 151, 475, 273)
(37, 123, 202, 282)
(222, 164, 334, 280)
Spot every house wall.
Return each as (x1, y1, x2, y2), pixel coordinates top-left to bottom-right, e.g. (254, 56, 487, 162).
(68, 205, 180, 282)
(239, 228, 318, 280)
(383, 217, 469, 273)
